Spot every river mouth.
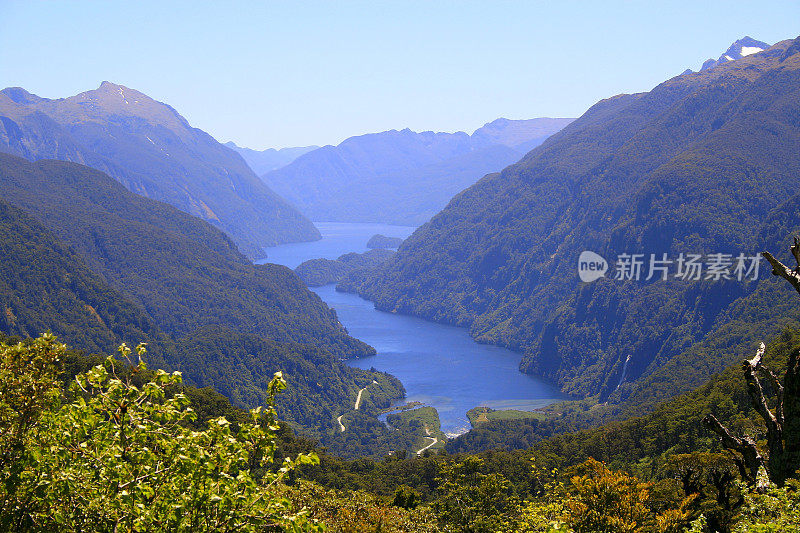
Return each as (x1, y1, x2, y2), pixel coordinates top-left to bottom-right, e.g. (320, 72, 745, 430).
(261, 222, 565, 435)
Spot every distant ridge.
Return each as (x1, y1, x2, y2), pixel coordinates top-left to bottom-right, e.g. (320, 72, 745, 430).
(224, 141, 318, 175)
(263, 117, 574, 225)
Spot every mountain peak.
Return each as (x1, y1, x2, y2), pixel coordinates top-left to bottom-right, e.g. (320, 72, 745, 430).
(98, 80, 122, 90)
(85, 81, 150, 104)
(699, 36, 770, 71)
(53, 82, 196, 136)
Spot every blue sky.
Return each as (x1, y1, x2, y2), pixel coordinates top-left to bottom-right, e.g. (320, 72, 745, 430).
(1, 1, 798, 149)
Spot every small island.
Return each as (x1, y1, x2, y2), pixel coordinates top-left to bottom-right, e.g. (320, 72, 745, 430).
(366, 234, 404, 249)
(295, 248, 395, 286)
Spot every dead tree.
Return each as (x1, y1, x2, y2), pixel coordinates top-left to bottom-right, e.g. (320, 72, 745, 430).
(702, 238, 800, 487)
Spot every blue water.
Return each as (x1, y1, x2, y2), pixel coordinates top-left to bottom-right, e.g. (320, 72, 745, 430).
(261, 222, 564, 436)
(261, 222, 416, 269)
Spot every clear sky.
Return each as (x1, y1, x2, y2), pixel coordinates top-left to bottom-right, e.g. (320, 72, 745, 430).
(1, 1, 798, 149)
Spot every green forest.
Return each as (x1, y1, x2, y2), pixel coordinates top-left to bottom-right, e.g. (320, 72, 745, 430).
(0, 154, 410, 453)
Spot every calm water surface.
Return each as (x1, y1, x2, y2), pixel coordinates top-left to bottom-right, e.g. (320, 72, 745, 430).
(262, 222, 564, 436)
(261, 221, 416, 269)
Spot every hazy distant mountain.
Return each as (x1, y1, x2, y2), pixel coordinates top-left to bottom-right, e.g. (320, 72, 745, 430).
(0, 82, 320, 258)
(224, 141, 318, 175)
(471, 117, 575, 153)
(263, 117, 573, 225)
(698, 36, 770, 71)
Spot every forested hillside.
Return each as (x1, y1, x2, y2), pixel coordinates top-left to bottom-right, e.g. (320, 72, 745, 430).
(0, 82, 319, 258)
(8, 307, 798, 531)
(0, 199, 169, 366)
(0, 153, 404, 439)
(295, 249, 395, 287)
(347, 37, 800, 413)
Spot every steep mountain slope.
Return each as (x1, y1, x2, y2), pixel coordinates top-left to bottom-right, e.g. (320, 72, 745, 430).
(263, 118, 573, 225)
(0, 153, 404, 437)
(0, 82, 319, 258)
(0, 197, 169, 364)
(224, 141, 318, 175)
(347, 37, 800, 407)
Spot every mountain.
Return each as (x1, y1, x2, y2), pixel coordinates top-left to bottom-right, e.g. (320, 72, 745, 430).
(0, 82, 320, 259)
(0, 153, 403, 437)
(224, 141, 318, 175)
(344, 37, 800, 411)
(263, 118, 573, 225)
(699, 36, 770, 70)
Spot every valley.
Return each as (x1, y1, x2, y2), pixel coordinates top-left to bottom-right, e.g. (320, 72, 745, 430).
(262, 223, 565, 436)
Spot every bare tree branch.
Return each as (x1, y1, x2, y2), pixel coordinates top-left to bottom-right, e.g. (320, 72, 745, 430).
(748, 342, 766, 368)
(702, 414, 764, 483)
(702, 239, 800, 487)
(759, 365, 785, 427)
(744, 343, 779, 432)
(762, 249, 800, 295)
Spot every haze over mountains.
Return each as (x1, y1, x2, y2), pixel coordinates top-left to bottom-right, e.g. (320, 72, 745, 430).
(345, 36, 800, 416)
(263, 117, 573, 225)
(224, 141, 318, 175)
(0, 82, 320, 259)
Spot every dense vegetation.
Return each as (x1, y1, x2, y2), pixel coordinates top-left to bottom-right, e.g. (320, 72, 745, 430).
(172, 326, 403, 439)
(5, 328, 798, 531)
(0, 198, 170, 364)
(367, 234, 404, 249)
(0, 334, 323, 532)
(295, 249, 394, 287)
(346, 38, 800, 418)
(263, 118, 572, 225)
(0, 82, 319, 257)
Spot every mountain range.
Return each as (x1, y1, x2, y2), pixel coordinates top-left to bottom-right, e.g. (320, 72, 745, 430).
(263, 117, 574, 225)
(0, 82, 320, 259)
